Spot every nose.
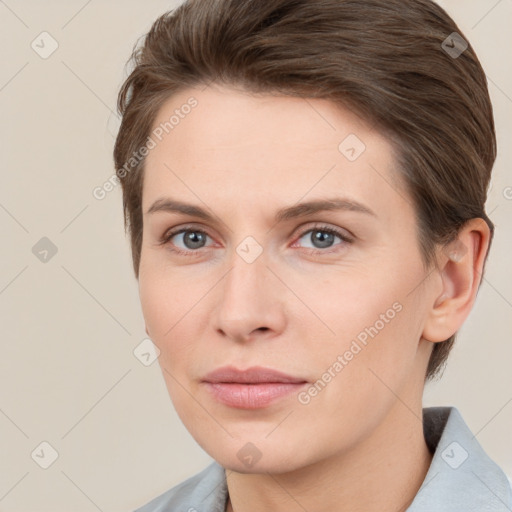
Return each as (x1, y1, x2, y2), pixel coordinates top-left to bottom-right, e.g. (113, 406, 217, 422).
(213, 246, 286, 343)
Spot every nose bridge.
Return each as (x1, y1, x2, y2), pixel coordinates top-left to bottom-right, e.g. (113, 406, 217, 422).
(222, 243, 269, 309)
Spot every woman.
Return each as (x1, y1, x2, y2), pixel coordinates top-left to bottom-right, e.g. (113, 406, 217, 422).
(113, 0, 512, 510)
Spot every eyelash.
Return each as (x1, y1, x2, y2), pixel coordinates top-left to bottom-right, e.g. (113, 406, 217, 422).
(158, 223, 354, 258)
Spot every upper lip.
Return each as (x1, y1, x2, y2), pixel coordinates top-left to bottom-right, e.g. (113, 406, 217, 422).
(202, 366, 307, 384)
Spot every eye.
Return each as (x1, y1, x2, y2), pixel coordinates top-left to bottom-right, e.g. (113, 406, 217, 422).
(293, 224, 353, 253)
(159, 226, 214, 256)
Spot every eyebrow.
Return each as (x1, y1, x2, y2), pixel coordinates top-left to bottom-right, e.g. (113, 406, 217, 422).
(145, 197, 376, 223)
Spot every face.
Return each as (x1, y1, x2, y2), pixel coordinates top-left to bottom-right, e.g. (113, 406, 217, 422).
(138, 84, 437, 473)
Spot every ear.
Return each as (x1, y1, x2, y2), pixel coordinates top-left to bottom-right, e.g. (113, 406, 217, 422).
(422, 218, 491, 343)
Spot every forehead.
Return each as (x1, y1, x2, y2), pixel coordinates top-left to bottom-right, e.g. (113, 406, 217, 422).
(142, 84, 410, 225)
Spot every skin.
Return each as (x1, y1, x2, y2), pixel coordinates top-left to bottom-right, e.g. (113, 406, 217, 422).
(137, 83, 490, 512)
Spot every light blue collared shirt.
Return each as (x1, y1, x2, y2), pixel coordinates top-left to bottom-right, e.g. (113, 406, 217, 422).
(135, 407, 512, 511)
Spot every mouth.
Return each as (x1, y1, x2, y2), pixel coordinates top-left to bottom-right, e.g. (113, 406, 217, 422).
(201, 366, 309, 409)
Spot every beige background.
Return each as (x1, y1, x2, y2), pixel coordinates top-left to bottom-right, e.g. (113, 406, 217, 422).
(1, 1, 511, 510)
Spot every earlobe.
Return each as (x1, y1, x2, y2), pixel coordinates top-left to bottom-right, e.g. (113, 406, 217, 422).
(422, 218, 491, 343)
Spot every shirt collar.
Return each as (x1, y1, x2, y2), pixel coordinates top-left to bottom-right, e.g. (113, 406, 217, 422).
(408, 406, 512, 511)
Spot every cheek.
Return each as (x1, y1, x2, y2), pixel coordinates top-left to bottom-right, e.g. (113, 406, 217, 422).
(138, 263, 191, 354)
(293, 281, 425, 450)
(306, 272, 401, 346)
(305, 263, 426, 389)
(138, 265, 210, 428)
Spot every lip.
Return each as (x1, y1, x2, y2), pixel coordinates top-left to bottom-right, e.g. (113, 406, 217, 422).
(201, 366, 308, 409)
(202, 365, 307, 384)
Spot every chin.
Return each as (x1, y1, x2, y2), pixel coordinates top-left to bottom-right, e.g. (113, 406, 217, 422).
(199, 436, 311, 475)
(220, 456, 301, 475)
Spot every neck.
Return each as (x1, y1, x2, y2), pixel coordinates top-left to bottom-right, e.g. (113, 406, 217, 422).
(225, 403, 432, 512)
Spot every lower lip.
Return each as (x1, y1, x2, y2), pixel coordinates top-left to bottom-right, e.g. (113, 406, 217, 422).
(203, 382, 307, 409)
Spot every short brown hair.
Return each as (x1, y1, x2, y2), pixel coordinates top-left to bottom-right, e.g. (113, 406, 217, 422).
(113, 0, 496, 380)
